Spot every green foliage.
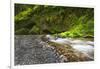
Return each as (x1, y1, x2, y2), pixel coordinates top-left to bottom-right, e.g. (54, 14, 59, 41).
(15, 28, 29, 35)
(15, 8, 32, 21)
(29, 26, 40, 34)
(59, 15, 94, 38)
(15, 4, 94, 38)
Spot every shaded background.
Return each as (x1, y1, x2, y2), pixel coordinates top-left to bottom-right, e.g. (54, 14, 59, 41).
(15, 4, 94, 38)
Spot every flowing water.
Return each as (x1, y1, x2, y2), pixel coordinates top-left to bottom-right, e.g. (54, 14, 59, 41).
(46, 35, 94, 59)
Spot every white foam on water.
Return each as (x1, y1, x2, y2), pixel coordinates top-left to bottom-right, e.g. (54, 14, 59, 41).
(50, 38, 71, 45)
(71, 44, 94, 58)
(46, 35, 94, 59)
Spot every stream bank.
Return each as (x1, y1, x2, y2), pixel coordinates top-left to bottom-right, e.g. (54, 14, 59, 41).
(15, 35, 94, 65)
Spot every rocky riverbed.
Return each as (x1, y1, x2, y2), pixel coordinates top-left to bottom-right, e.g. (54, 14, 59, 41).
(15, 35, 62, 65)
(15, 35, 94, 65)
